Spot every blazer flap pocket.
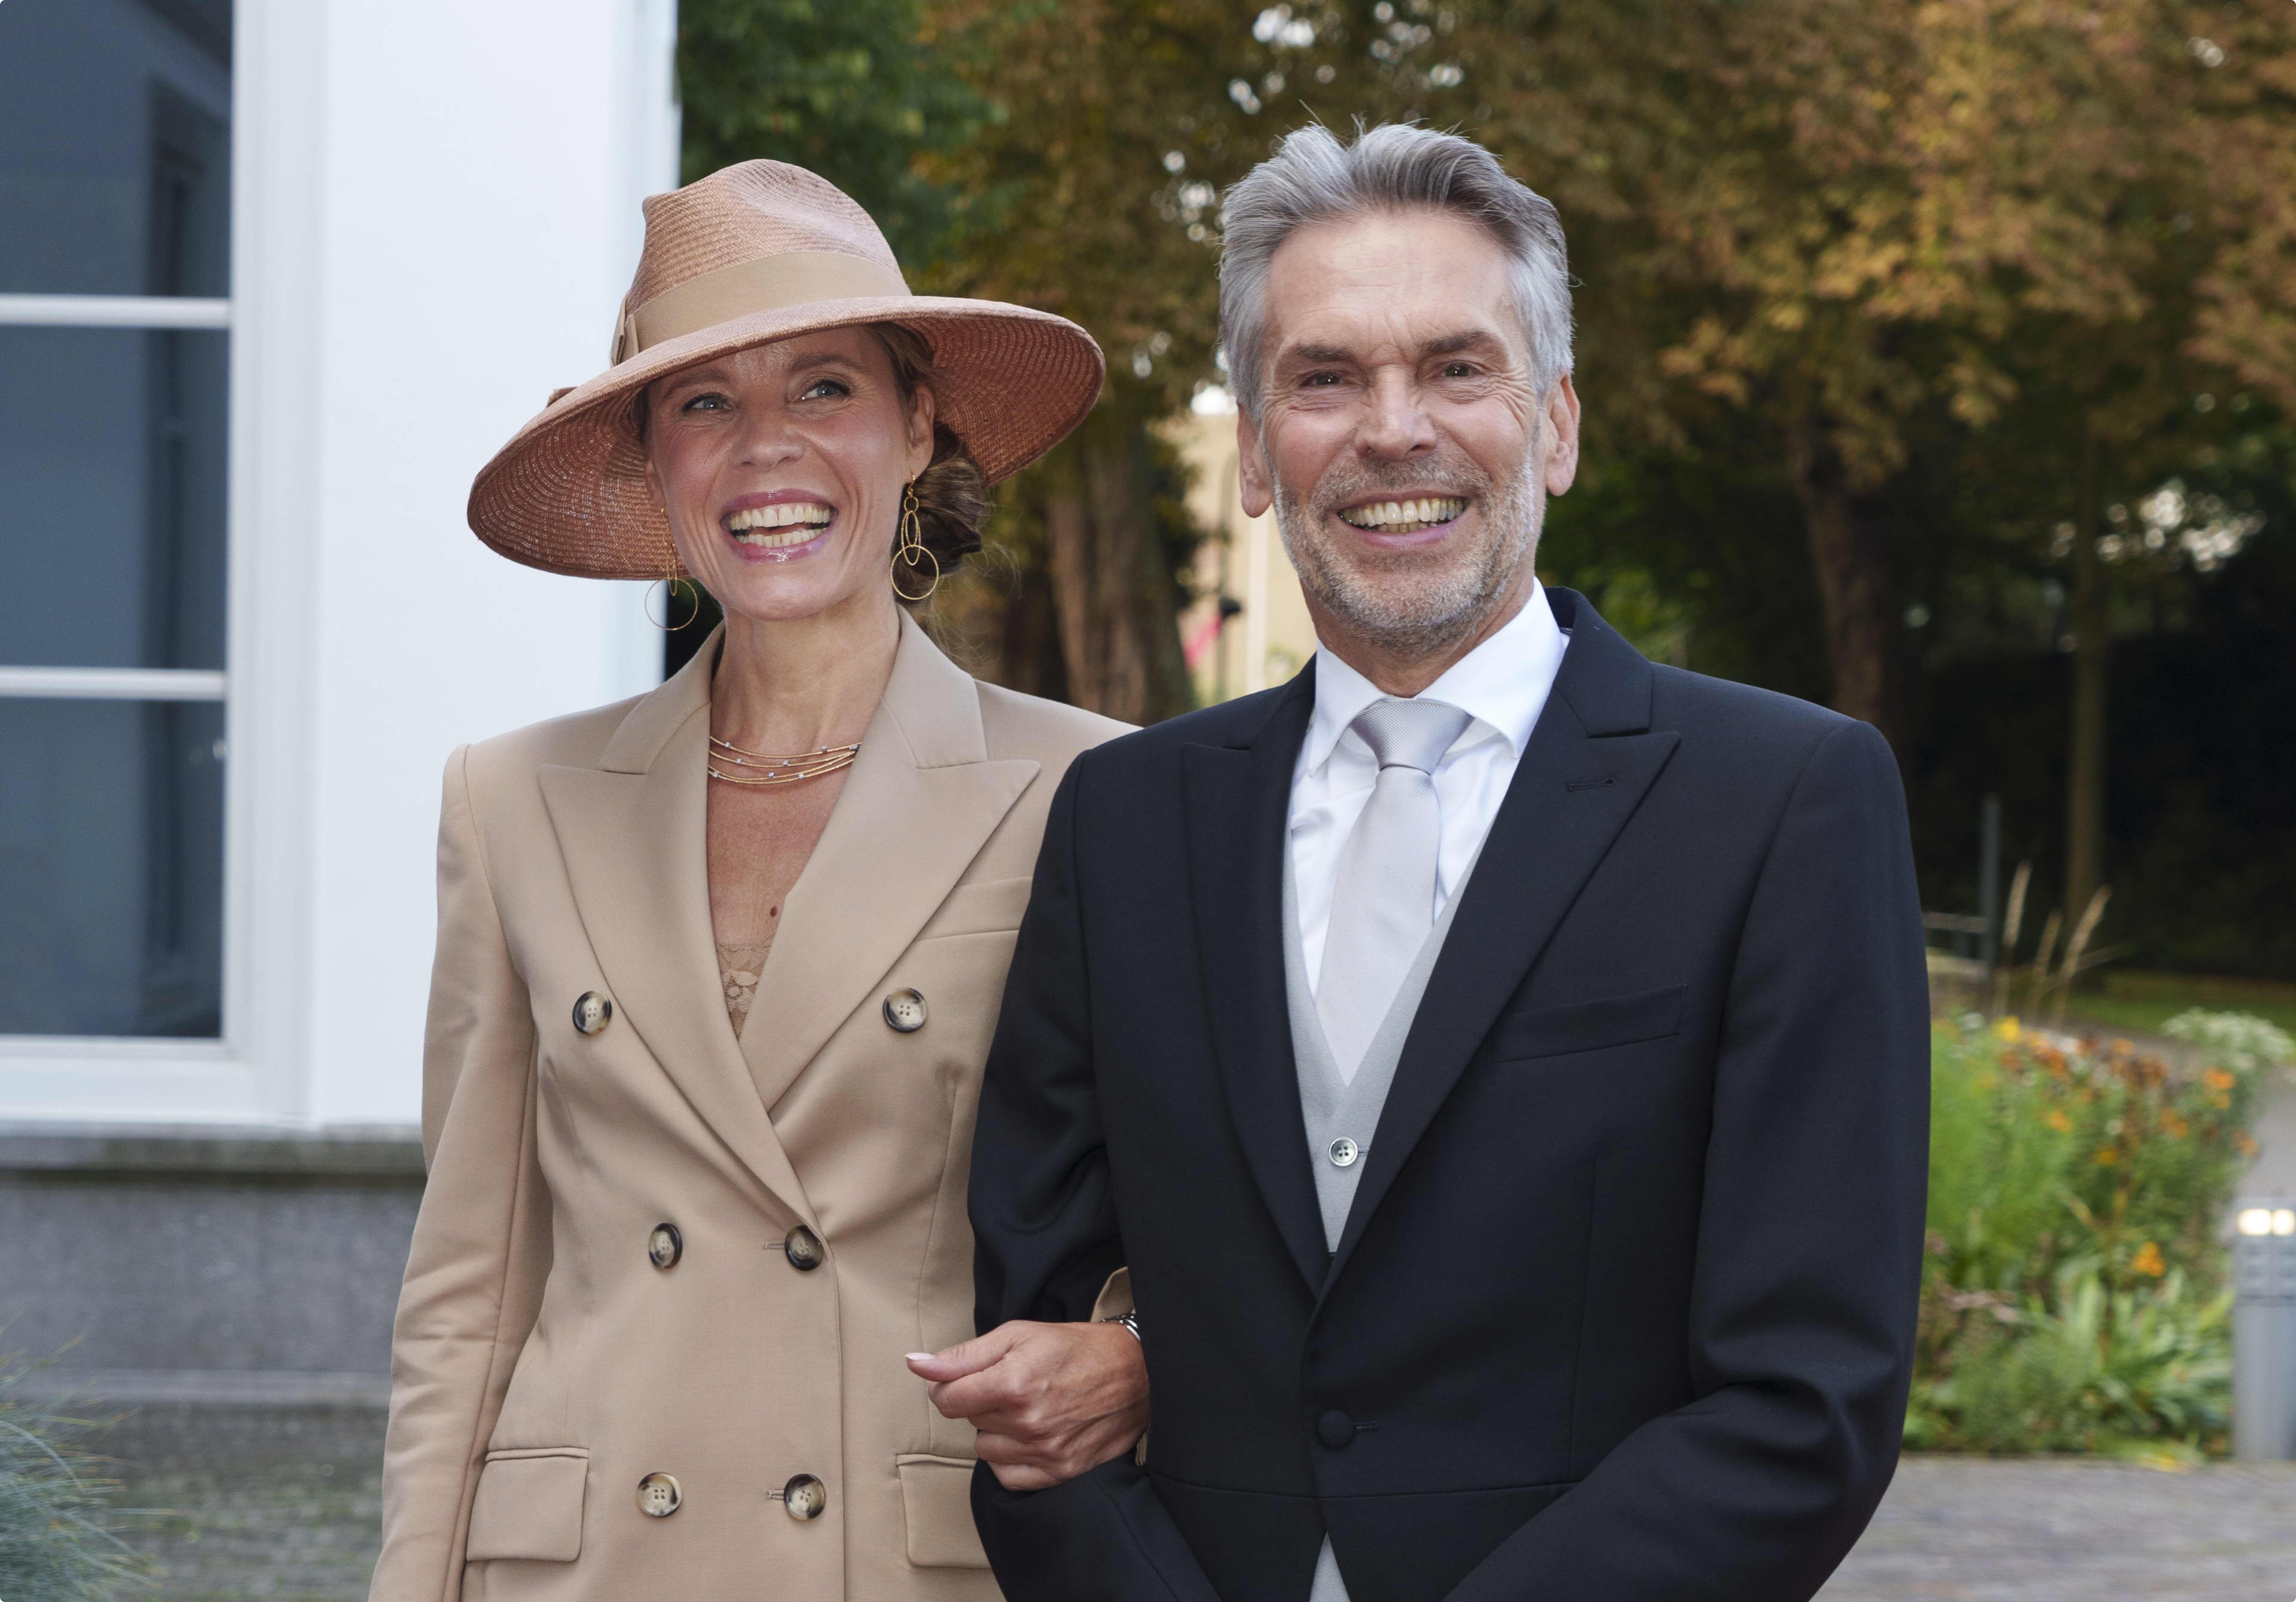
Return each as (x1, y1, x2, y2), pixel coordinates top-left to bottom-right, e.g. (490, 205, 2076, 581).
(1488, 984, 1689, 1063)
(896, 1454, 991, 1569)
(467, 1448, 588, 1563)
(916, 875, 1034, 941)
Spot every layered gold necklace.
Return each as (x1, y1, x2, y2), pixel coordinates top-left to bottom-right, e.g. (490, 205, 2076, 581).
(707, 733, 862, 786)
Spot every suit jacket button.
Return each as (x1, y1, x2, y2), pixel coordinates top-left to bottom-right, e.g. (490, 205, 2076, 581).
(781, 1473, 828, 1519)
(636, 1472, 682, 1516)
(882, 988, 928, 1032)
(1317, 1409, 1356, 1449)
(784, 1225, 825, 1271)
(572, 991, 613, 1036)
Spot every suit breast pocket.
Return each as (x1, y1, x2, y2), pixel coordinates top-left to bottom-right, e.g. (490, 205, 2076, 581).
(1486, 984, 1689, 1063)
(914, 874, 1033, 942)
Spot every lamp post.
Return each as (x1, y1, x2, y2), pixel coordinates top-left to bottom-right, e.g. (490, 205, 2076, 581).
(2234, 1203, 2296, 1460)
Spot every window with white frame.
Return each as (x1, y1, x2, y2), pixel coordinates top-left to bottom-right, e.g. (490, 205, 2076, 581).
(1, 0, 233, 1038)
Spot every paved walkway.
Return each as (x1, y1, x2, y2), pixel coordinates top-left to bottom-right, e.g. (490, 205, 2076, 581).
(106, 1405, 386, 1602)
(93, 1412, 2296, 1601)
(1821, 1457, 2296, 1601)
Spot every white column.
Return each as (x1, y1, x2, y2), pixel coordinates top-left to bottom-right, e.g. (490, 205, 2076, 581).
(296, 0, 680, 1127)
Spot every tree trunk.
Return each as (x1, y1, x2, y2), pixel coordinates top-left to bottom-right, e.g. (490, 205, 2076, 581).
(1035, 414, 1193, 725)
(2065, 433, 2108, 926)
(1787, 418, 1906, 761)
(993, 557, 1068, 704)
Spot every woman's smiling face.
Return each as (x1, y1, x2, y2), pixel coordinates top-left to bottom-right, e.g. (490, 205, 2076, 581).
(642, 327, 935, 625)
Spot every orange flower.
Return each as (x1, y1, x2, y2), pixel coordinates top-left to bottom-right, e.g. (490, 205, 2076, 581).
(2159, 1110, 2188, 1139)
(2094, 1147, 2119, 1167)
(2130, 1241, 2167, 1278)
(2237, 1133, 2261, 1158)
(2203, 1068, 2236, 1092)
(2045, 1109, 2072, 1133)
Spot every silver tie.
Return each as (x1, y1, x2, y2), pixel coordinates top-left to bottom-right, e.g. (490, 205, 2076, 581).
(1315, 697, 1471, 1081)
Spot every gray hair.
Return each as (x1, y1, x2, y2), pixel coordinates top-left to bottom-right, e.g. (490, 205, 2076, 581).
(1218, 123, 1573, 423)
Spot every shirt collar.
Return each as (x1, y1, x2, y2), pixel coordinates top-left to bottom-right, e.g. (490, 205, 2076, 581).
(1300, 579, 1567, 778)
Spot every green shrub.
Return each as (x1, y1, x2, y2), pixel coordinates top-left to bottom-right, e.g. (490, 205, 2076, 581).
(1910, 1266, 2230, 1457)
(1909, 1011, 2276, 1455)
(0, 1361, 151, 1601)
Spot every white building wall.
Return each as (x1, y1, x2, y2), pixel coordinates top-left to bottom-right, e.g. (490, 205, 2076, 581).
(0, 0, 675, 1130)
(300, 0, 674, 1126)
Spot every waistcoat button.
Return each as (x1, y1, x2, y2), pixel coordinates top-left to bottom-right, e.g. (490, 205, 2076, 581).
(784, 1225, 825, 1271)
(1327, 1136, 1360, 1168)
(781, 1473, 828, 1520)
(636, 1472, 682, 1516)
(572, 991, 613, 1036)
(1317, 1409, 1356, 1449)
(883, 988, 929, 1032)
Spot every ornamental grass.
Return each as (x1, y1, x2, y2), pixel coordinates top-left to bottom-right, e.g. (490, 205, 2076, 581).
(0, 1359, 152, 1601)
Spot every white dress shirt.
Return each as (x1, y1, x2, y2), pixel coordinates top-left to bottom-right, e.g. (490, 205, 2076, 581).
(1289, 581, 1570, 991)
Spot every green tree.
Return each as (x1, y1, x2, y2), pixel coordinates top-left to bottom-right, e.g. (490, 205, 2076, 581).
(677, 0, 990, 264)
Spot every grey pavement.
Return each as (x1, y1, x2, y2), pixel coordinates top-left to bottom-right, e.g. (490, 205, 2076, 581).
(1820, 1457, 2296, 1601)
(102, 1405, 387, 1602)
(84, 1413, 2296, 1601)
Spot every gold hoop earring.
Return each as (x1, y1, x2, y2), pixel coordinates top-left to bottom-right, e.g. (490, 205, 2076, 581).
(891, 480, 942, 602)
(647, 553, 701, 631)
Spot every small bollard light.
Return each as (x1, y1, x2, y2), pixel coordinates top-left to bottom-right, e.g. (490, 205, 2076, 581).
(2233, 1198, 2296, 1460)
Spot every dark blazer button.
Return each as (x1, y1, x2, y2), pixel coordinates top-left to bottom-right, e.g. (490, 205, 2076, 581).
(882, 988, 928, 1032)
(784, 1225, 825, 1271)
(1317, 1409, 1356, 1449)
(648, 1223, 683, 1270)
(572, 991, 613, 1036)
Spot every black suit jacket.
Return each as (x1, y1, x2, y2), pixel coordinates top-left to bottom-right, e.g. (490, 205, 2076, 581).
(967, 590, 1929, 1602)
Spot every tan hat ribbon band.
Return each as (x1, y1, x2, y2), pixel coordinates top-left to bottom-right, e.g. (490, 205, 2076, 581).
(612, 251, 914, 364)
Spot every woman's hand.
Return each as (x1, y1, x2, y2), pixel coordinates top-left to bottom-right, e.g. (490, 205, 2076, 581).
(907, 1321, 1149, 1490)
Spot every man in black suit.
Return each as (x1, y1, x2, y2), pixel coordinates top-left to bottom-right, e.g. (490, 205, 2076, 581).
(959, 122, 1930, 1601)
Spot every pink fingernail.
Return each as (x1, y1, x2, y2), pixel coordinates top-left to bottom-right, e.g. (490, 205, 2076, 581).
(905, 1353, 935, 1362)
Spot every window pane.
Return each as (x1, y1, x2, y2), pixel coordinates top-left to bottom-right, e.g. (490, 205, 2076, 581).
(0, 326, 228, 669)
(0, 0, 232, 297)
(0, 698, 225, 1037)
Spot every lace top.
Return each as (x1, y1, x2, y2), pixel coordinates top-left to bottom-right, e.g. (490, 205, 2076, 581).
(716, 939, 774, 1038)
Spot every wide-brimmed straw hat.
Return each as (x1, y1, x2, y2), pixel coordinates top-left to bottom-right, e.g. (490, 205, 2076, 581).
(468, 160, 1106, 578)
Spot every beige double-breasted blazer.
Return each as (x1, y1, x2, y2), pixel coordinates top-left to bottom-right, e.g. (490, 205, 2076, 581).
(371, 615, 1125, 1602)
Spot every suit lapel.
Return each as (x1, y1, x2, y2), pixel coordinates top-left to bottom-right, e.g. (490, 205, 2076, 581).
(538, 627, 819, 1226)
(737, 615, 1038, 1114)
(1183, 672, 1327, 1290)
(1325, 594, 1682, 1284)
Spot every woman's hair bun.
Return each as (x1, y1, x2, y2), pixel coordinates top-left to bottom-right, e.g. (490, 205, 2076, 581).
(874, 324, 989, 603)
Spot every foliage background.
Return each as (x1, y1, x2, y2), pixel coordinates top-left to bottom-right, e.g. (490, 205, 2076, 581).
(1909, 1011, 2287, 1457)
(671, 0, 2296, 975)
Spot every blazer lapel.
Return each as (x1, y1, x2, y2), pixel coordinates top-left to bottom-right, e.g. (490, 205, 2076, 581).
(1183, 671, 1327, 1290)
(737, 614, 1039, 1113)
(538, 628, 819, 1227)
(1325, 593, 1682, 1284)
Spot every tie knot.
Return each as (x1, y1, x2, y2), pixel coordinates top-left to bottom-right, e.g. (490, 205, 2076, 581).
(1350, 697, 1471, 776)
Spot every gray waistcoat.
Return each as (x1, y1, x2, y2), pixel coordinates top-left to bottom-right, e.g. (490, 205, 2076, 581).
(1281, 844, 1480, 1255)
(1284, 847, 1480, 1602)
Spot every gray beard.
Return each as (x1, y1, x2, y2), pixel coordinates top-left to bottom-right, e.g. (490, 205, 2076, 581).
(1271, 450, 1544, 663)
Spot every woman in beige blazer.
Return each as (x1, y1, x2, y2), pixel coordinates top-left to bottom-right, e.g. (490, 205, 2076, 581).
(371, 162, 1147, 1602)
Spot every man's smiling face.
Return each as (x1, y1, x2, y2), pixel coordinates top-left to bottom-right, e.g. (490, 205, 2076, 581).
(1238, 205, 1579, 671)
